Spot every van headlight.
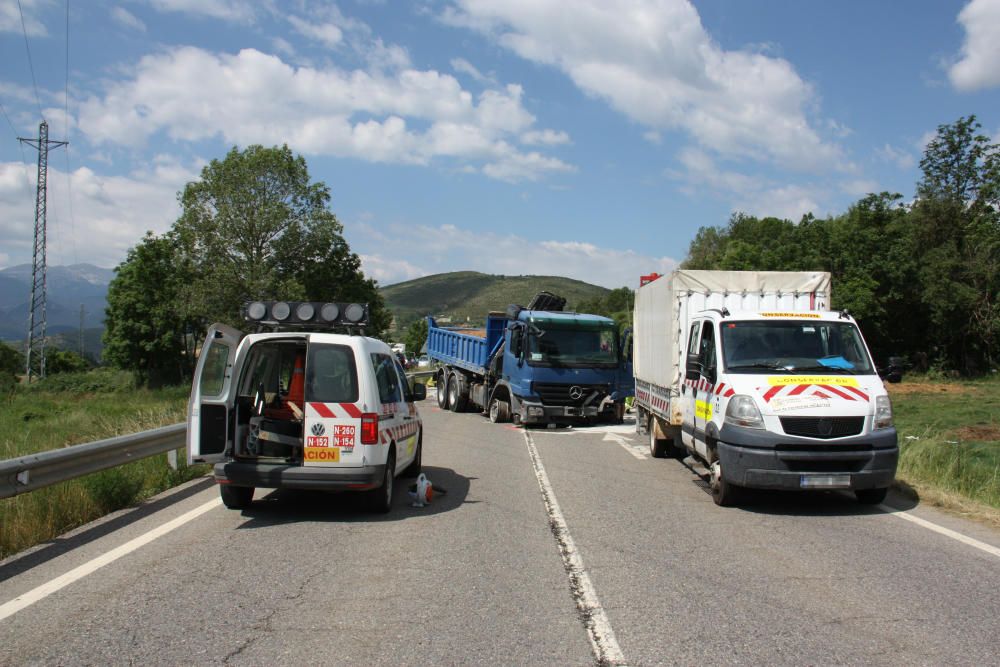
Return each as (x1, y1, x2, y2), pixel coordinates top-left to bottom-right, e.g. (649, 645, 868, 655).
(874, 395, 893, 429)
(725, 395, 764, 429)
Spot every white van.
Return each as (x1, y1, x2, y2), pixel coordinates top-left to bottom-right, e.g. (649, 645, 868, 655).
(187, 301, 426, 512)
(632, 271, 898, 506)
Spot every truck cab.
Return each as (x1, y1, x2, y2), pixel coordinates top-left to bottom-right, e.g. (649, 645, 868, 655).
(187, 301, 426, 512)
(680, 310, 898, 505)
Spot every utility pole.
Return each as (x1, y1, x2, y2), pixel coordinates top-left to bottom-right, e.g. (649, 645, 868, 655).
(19, 121, 67, 381)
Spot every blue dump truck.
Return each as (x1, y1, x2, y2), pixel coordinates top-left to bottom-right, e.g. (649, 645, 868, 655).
(427, 292, 634, 426)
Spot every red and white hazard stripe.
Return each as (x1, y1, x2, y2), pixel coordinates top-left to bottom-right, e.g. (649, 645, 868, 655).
(307, 402, 363, 418)
(760, 384, 869, 403)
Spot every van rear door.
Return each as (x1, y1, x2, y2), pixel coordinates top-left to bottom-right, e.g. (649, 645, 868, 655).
(188, 324, 242, 463)
(303, 342, 365, 467)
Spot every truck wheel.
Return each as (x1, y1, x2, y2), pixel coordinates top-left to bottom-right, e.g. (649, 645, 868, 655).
(489, 398, 509, 423)
(436, 372, 450, 409)
(219, 484, 254, 510)
(368, 450, 395, 514)
(448, 373, 468, 412)
(648, 417, 668, 458)
(710, 460, 741, 507)
(855, 487, 888, 505)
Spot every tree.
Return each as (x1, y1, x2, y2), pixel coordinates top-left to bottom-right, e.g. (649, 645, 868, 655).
(404, 318, 428, 357)
(172, 144, 388, 332)
(0, 341, 24, 389)
(45, 349, 91, 374)
(103, 233, 195, 386)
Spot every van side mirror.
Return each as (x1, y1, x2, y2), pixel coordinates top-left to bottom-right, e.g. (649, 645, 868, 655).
(412, 383, 427, 400)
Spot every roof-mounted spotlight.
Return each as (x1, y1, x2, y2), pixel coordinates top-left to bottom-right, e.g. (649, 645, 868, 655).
(320, 303, 339, 322)
(344, 303, 366, 323)
(272, 302, 291, 321)
(296, 303, 315, 321)
(243, 300, 370, 330)
(246, 301, 267, 321)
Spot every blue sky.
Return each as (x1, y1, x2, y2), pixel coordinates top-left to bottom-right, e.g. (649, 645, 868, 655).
(1, 0, 999, 288)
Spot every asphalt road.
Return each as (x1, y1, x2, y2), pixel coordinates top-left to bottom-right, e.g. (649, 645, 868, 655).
(2, 399, 999, 665)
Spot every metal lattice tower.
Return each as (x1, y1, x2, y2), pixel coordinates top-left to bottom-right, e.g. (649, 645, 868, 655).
(19, 121, 67, 381)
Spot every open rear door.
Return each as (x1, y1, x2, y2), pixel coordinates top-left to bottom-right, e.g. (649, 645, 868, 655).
(187, 324, 242, 464)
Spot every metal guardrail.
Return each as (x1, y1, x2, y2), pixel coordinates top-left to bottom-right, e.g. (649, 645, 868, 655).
(0, 372, 436, 500)
(0, 423, 187, 500)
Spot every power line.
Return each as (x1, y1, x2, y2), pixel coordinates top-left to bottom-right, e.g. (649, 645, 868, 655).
(0, 99, 19, 139)
(16, 0, 44, 120)
(63, 0, 79, 265)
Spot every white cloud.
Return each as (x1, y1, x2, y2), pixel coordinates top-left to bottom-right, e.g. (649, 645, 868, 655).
(451, 57, 494, 84)
(76, 46, 572, 182)
(147, 0, 266, 23)
(0, 158, 198, 269)
(111, 7, 146, 32)
(949, 0, 1000, 92)
(0, 0, 48, 36)
(349, 221, 677, 288)
(875, 143, 916, 170)
(442, 0, 844, 171)
(288, 15, 343, 48)
(521, 128, 571, 145)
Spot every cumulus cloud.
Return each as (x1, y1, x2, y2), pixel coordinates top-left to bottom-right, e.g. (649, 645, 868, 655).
(441, 0, 844, 171)
(875, 143, 916, 170)
(349, 221, 677, 288)
(0, 158, 198, 269)
(949, 0, 1000, 92)
(75, 47, 572, 182)
(147, 0, 266, 23)
(451, 57, 494, 84)
(521, 128, 571, 146)
(0, 0, 48, 36)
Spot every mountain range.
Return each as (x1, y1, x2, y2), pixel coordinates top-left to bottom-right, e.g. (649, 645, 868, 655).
(0, 264, 113, 341)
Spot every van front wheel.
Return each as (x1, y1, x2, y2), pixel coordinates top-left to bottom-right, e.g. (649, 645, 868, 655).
(220, 484, 254, 510)
(710, 461, 742, 507)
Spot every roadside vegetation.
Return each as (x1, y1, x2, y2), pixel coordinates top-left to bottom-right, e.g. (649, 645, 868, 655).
(890, 376, 1000, 524)
(0, 369, 202, 559)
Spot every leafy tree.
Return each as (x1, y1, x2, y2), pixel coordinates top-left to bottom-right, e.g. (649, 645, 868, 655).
(404, 318, 428, 357)
(172, 144, 388, 333)
(45, 349, 92, 374)
(103, 233, 195, 386)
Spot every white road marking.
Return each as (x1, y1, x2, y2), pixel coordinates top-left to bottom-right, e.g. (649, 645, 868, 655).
(603, 432, 647, 459)
(523, 431, 627, 666)
(0, 497, 222, 622)
(879, 504, 1000, 559)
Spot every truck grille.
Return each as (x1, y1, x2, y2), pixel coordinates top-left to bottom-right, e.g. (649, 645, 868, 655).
(533, 383, 610, 407)
(779, 416, 864, 439)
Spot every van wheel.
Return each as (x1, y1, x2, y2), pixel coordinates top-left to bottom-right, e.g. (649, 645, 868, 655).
(402, 432, 422, 477)
(855, 487, 888, 505)
(369, 450, 395, 514)
(220, 484, 254, 510)
(648, 417, 668, 458)
(710, 460, 741, 507)
(448, 374, 468, 412)
(436, 373, 450, 409)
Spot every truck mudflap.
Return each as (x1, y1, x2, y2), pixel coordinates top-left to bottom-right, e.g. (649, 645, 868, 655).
(215, 461, 384, 490)
(715, 424, 898, 491)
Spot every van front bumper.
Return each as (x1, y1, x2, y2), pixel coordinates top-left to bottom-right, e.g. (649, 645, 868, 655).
(214, 461, 385, 491)
(717, 425, 898, 491)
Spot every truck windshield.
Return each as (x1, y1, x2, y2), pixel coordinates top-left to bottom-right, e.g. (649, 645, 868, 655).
(721, 320, 874, 374)
(527, 325, 618, 367)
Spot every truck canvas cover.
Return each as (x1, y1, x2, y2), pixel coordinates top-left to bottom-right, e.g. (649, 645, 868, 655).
(634, 270, 832, 387)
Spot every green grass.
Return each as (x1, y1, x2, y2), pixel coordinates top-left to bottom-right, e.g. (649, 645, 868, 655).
(0, 369, 206, 559)
(891, 376, 1000, 511)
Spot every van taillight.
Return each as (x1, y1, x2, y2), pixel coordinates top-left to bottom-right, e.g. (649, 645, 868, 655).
(361, 413, 379, 444)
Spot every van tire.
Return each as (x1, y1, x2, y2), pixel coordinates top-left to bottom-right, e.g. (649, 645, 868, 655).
(220, 484, 254, 510)
(436, 373, 450, 409)
(649, 417, 668, 458)
(855, 487, 888, 505)
(448, 373, 468, 412)
(402, 432, 422, 477)
(710, 461, 741, 507)
(369, 450, 395, 514)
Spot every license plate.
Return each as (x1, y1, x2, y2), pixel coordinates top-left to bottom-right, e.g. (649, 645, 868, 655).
(800, 474, 851, 489)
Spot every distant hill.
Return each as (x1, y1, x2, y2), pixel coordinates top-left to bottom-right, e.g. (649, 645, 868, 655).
(380, 271, 610, 331)
(0, 263, 112, 341)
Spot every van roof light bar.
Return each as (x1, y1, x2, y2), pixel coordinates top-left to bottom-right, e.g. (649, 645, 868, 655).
(242, 301, 370, 330)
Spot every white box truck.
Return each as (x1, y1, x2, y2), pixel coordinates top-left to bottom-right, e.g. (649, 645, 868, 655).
(632, 270, 898, 506)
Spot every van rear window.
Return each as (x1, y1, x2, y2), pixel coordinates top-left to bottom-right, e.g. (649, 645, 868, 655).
(306, 344, 359, 403)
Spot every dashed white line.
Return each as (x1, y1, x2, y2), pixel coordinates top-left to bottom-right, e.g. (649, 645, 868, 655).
(0, 497, 222, 622)
(523, 430, 627, 666)
(879, 504, 1000, 559)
